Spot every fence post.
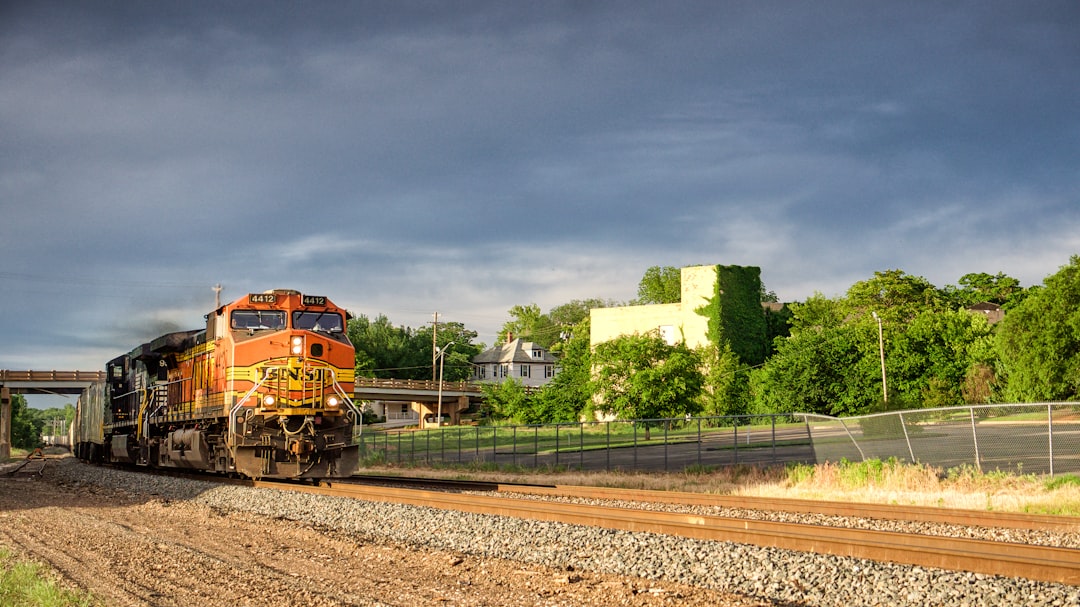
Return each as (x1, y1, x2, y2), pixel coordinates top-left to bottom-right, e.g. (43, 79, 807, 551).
(899, 412, 915, 463)
(580, 423, 584, 470)
(555, 423, 560, 467)
(771, 415, 777, 463)
(534, 425, 539, 468)
(664, 419, 669, 472)
(969, 407, 982, 473)
(633, 422, 638, 469)
(512, 425, 517, 466)
(836, 417, 867, 462)
(733, 418, 738, 465)
(606, 421, 611, 470)
(1048, 403, 1055, 477)
(697, 417, 702, 467)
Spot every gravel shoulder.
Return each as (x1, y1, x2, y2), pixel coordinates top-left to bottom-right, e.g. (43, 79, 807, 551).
(0, 457, 765, 607)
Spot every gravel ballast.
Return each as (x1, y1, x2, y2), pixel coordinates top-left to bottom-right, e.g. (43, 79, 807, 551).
(50, 462, 1080, 607)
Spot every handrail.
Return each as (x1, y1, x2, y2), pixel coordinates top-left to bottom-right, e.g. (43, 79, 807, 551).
(353, 377, 481, 392)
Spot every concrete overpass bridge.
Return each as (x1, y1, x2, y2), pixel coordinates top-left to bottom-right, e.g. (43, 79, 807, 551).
(1, 370, 109, 458)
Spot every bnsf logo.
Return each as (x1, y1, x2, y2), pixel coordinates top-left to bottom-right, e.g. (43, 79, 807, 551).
(260, 368, 326, 382)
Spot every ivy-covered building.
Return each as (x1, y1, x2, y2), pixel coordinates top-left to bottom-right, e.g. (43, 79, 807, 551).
(590, 264, 769, 365)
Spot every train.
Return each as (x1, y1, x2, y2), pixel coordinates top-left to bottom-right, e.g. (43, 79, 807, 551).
(72, 290, 362, 479)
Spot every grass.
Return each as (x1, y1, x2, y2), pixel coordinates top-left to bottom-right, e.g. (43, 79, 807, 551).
(0, 549, 97, 607)
(363, 458, 1080, 516)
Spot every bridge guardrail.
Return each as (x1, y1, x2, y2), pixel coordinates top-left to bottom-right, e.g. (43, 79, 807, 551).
(0, 370, 108, 383)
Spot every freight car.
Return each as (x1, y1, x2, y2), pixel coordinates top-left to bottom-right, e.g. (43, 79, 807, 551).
(73, 290, 362, 479)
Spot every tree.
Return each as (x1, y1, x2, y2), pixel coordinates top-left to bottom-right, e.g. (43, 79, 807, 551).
(479, 379, 534, 423)
(533, 318, 593, 422)
(750, 324, 876, 416)
(699, 341, 751, 417)
(590, 333, 703, 429)
(10, 394, 41, 449)
(347, 314, 480, 381)
(499, 304, 558, 348)
(887, 309, 996, 407)
(843, 269, 947, 323)
(547, 299, 615, 335)
(995, 255, 1080, 402)
(944, 272, 1027, 309)
(635, 266, 681, 304)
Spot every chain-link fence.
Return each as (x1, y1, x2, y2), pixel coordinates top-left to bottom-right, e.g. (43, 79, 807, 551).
(801, 402, 1080, 475)
(358, 414, 814, 472)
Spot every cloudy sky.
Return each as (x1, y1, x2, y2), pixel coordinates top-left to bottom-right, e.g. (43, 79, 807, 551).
(3, 1, 1078, 406)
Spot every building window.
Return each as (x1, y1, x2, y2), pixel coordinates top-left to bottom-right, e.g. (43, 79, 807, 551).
(545, 365, 555, 378)
(659, 325, 677, 346)
(532, 348, 544, 359)
(474, 365, 486, 379)
(498, 364, 508, 378)
(520, 365, 530, 378)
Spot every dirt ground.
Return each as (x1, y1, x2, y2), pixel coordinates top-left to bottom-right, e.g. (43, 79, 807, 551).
(0, 458, 768, 607)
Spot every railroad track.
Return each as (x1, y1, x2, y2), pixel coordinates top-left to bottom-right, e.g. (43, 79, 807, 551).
(241, 474, 1080, 586)
(0, 454, 49, 480)
(343, 474, 1080, 533)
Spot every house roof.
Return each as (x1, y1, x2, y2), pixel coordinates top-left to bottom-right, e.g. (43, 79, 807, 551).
(472, 338, 558, 364)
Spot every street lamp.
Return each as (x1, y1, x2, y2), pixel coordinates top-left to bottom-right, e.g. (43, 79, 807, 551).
(434, 341, 455, 427)
(871, 312, 887, 403)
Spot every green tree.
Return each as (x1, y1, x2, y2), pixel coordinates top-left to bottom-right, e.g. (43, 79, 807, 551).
(499, 303, 558, 348)
(750, 324, 876, 416)
(590, 333, 703, 429)
(699, 341, 751, 417)
(944, 272, 1027, 309)
(479, 378, 534, 423)
(10, 394, 41, 449)
(533, 318, 593, 422)
(635, 266, 681, 304)
(887, 309, 996, 407)
(843, 269, 947, 323)
(996, 255, 1080, 402)
(347, 314, 479, 381)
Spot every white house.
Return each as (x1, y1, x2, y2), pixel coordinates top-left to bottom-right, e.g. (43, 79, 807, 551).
(472, 337, 559, 388)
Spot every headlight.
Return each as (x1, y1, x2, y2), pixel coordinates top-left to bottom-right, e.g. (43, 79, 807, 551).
(263, 395, 276, 407)
(326, 396, 340, 408)
(291, 336, 304, 355)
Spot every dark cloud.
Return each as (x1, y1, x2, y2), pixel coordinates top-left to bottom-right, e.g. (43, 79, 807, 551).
(2, 1, 1079, 405)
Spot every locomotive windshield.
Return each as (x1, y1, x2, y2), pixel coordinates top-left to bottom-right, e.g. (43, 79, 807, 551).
(292, 311, 344, 333)
(231, 310, 286, 331)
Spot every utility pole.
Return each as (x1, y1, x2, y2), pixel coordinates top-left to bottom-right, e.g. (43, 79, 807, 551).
(431, 311, 439, 381)
(871, 311, 888, 404)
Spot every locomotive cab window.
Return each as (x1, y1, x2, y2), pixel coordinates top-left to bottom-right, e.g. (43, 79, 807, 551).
(292, 311, 344, 333)
(230, 310, 286, 331)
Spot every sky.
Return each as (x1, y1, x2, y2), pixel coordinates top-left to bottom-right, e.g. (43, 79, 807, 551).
(2, 1, 1079, 408)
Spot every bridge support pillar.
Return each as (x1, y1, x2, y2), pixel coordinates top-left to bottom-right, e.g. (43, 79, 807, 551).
(1, 386, 11, 460)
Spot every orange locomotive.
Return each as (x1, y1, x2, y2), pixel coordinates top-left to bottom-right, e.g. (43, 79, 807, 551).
(74, 290, 361, 479)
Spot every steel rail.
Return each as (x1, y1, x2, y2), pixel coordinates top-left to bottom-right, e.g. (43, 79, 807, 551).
(254, 479, 1080, 586)
(348, 474, 1080, 533)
